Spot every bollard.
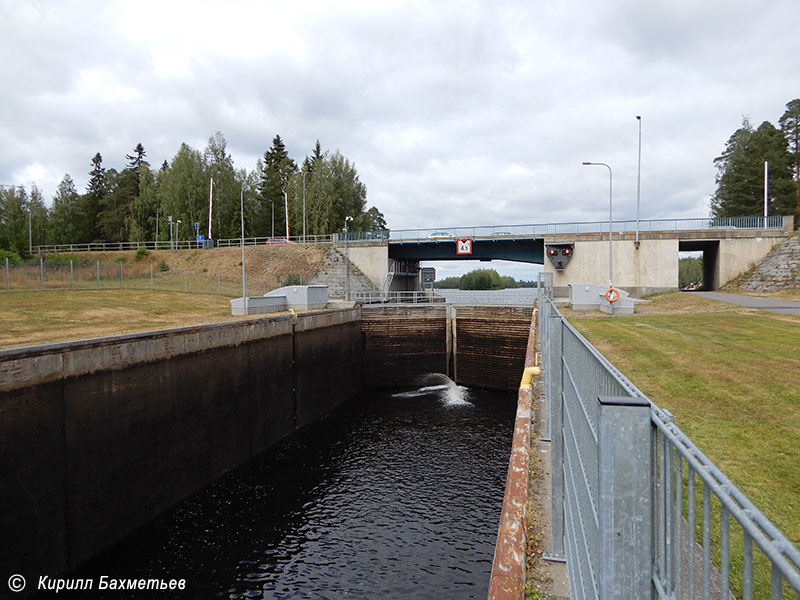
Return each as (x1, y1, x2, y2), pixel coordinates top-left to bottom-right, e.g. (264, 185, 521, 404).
(597, 395, 653, 599)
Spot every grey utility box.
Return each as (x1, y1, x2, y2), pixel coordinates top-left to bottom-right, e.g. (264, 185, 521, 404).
(265, 285, 329, 310)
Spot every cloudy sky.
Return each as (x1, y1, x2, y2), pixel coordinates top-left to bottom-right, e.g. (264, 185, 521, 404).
(2, 0, 798, 278)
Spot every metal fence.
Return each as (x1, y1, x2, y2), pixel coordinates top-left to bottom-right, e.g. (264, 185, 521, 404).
(1, 257, 298, 297)
(537, 281, 800, 599)
(389, 216, 786, 241)
(33, 234, 337, 254)
(354, 290, 441, 304)
(29, 215, 787, 254)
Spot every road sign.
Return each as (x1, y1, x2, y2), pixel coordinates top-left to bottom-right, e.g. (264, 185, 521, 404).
(456, 238, 473, 255)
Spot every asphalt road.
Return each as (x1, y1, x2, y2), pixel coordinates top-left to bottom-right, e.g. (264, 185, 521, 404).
(689, 291, 800, 316)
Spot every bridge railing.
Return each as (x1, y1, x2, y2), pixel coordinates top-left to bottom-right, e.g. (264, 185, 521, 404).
(389, 215, 786, 241)
(537, 283, 800, 598)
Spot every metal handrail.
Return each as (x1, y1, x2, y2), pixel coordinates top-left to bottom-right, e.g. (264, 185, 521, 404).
(389, 215, 786, 241)
(32, 215, 787, 254)
(538, 288, 800, 597)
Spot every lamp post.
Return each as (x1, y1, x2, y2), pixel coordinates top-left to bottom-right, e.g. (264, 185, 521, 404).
(176, 220, 182, 247)
(168, 216, 173, 250)
(343, 216, 353, 301)
(240, 184, 248, 316)
(265, 199, 274, 238)
(283, 191, 290, 239)
(582, 162, 614, 288)
(635, 115, 642, 249)
(302, 171, 307, 243)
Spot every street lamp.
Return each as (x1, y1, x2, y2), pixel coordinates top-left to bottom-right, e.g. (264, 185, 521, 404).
(635, 115, 642, 249)
(176, 220, 182, 247)
(283, 191, 290, 239)
(582, 162, 614, 288)
(167, 216, 173, 250)
(343, 216, 353, 301)
(302, 171, 307, 243)
(240, 184, 248, 315)
(267, 199, 275, 238)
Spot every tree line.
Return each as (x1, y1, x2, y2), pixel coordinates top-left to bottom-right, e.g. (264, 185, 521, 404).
(434, 268, 525, 290)
(711, 98, 800, 221)
(0, 132, 387, 256)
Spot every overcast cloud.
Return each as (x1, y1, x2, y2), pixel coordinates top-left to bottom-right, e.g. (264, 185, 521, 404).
(1, 0, 798, 278)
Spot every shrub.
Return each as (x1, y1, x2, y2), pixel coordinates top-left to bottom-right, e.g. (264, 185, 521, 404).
(114, 255, 127, 263)
(158, 260, 170, 272)
(135, 248, 150, 261)
(0, 249, 23, 266)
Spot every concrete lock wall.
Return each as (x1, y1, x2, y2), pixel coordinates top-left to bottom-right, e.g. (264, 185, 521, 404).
(361, 305, 532, 390)
(547, 239, 678, 297)
(346, 244, 389, 289)
(0, 308, 362, 589)
(716, 237, 781, 288)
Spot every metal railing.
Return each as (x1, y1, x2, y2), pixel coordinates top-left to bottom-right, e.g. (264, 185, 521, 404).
(32, 234, 336, 254)
(389, 216, 786, 241)
(537, 280, 800, 598)
(29, 215, 788, 255)
(354, 290, 442, 304)
(214, 234, 335, 247)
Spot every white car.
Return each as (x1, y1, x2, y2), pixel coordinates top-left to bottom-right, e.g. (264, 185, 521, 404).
(427, 231, 453, 238)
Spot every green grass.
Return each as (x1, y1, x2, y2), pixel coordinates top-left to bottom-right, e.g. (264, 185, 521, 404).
(569, 308, 800, 598)
(0, 290, 258, 349)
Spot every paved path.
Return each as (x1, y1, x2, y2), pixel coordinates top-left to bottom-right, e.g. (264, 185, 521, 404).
(689, 291, 800, 316)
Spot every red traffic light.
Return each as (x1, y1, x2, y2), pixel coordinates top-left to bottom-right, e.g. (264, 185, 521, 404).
(563, 247, 571, 256)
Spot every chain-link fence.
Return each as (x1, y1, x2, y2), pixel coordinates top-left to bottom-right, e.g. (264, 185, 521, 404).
(2, 257, 308, 298)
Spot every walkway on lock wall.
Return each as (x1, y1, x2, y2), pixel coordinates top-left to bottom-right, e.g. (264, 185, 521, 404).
(689, 291, 800, 316)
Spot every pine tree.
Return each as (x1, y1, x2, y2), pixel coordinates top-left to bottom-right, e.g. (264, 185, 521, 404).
(258, 135, 297, 238)
(710, 119, 794, 218)
(779, 99, 800, 216)
(81, 152, 106, 242)
(99, 144, 148, 241)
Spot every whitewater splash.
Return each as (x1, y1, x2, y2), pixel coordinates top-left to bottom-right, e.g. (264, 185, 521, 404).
(392, 373, 472, 407)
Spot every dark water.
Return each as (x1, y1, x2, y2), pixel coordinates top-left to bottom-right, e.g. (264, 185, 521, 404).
(61, 375, 516, 599)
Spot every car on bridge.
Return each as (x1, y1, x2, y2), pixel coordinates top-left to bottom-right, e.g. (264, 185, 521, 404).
(427, 231, 453, 238)
(265, 238, 296, 245)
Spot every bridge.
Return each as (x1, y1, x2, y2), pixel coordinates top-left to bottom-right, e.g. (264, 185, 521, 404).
(343, 215, 795, 297)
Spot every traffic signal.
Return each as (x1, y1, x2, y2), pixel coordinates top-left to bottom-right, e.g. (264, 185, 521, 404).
(545, 243, 575, 270)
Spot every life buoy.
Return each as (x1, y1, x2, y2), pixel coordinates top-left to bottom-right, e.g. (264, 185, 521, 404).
(605, 287, 620, 303)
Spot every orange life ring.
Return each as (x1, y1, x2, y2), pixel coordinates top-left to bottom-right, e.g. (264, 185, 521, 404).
(605, 287, 620, 303)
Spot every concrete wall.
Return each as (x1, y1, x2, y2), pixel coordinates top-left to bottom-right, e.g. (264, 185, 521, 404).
(0, 309, 362, 592)
(546, 238, 678, 297)
(346, 244, 389, 289)
(716, 237, 781, 288)
(361, 305, 532, 391)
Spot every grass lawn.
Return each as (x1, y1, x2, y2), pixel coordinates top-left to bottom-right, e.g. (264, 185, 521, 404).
(0, 289, 261, 350)
(566, 292, 800, 597)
